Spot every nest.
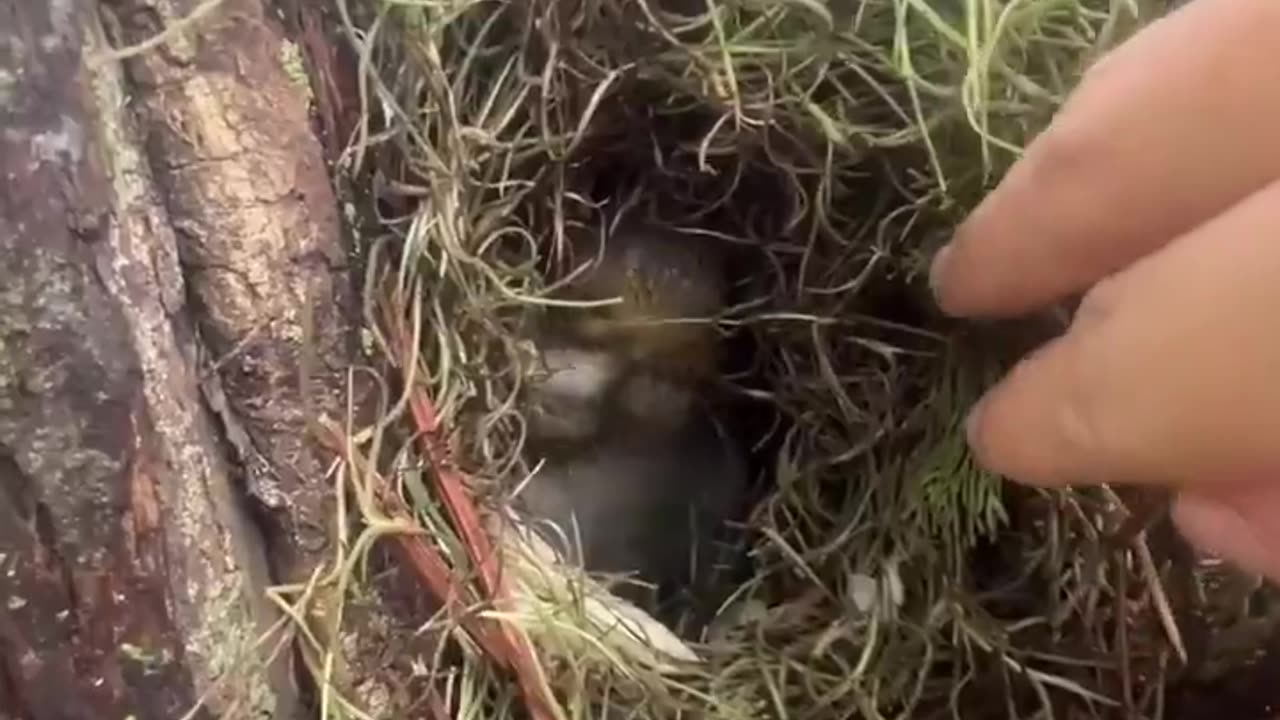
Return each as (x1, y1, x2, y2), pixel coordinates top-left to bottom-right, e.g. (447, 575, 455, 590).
(298, 0, 1280, 717)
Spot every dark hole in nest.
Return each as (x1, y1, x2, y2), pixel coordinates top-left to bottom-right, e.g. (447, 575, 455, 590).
(512, 84, 928, 633)
(343, 1, 1280, 716)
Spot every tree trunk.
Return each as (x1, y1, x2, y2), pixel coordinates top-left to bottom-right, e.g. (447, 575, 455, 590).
(0, 0, 370, 717)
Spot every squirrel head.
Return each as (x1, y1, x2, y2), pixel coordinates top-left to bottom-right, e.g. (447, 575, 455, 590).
(546, 220, 729, 381)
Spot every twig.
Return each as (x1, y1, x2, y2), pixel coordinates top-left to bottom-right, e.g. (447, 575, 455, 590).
(1132, 531, 1187, 665)
(382, 293, 560, 720)
(1101, 485, 1187, 665)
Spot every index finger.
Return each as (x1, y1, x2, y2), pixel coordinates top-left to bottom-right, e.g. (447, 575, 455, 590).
(930, 0, 1280, 319)
(966, 179, 1280, 490)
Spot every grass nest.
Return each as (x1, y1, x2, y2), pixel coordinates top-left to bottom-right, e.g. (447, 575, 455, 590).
(297, 0, 1280, 717)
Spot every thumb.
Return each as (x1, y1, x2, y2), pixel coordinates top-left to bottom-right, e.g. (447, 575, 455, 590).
(965, 180, 1280, 489)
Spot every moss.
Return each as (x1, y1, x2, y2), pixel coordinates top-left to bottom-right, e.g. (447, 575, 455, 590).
(305, 0, 1232, 717)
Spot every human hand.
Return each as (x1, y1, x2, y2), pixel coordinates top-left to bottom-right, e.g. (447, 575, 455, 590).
(928, 0, 1280, 579)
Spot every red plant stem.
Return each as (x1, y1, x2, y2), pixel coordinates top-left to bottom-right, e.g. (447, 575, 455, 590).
(314, 418, 555, 719)
(384, 295, 558, 720)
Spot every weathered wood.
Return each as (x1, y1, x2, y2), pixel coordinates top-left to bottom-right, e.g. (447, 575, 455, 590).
(0, 0, 371, 716)
(0, 0, 282, 717)
(97, 0, 360, 585)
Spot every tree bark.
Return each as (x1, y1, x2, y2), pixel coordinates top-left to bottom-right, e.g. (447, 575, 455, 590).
(0, 0, 366, 717)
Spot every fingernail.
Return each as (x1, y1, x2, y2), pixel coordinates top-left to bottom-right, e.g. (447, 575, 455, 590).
(1169, 492, 1235, 545)
(1170, 493, 1275, 579)
(963, 394, 987, 449)
(928, 244, 953, 305)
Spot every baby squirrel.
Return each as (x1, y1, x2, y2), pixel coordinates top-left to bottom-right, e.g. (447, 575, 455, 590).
(523, 218, 733, 448)
(541, 219, 729, 385)
(518, 399, 748, 622)
(516, 218, 747, 624)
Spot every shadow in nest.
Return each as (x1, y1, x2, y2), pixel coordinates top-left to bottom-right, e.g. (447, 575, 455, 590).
(499, 74, 929, 638)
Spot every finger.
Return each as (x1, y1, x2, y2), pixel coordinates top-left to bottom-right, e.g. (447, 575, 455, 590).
(965, 180, 1280, 488)
(1172, 483, 1280, 583)
(931, 0, 1280, 318)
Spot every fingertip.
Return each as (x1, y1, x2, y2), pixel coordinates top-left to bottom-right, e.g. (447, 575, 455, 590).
(960, 325, 1120, 489)
(1170, 491, 1241, 553)
(927, 243, 954, 312)
(931, 240, 952, 292)
(929, 217, 997, 318)
(1171, 489, 1280, 583)
(929, 197, 1046, 319)
(933, 0, 1280, 321)
(962, 376, 1052, 487)
(962, 393, 985, 449)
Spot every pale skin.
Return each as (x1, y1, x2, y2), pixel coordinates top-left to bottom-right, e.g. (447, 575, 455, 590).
(929, 0, 1280, 580)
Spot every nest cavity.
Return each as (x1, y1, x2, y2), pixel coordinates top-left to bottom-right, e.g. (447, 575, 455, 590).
(307, 0, 1277, 718)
